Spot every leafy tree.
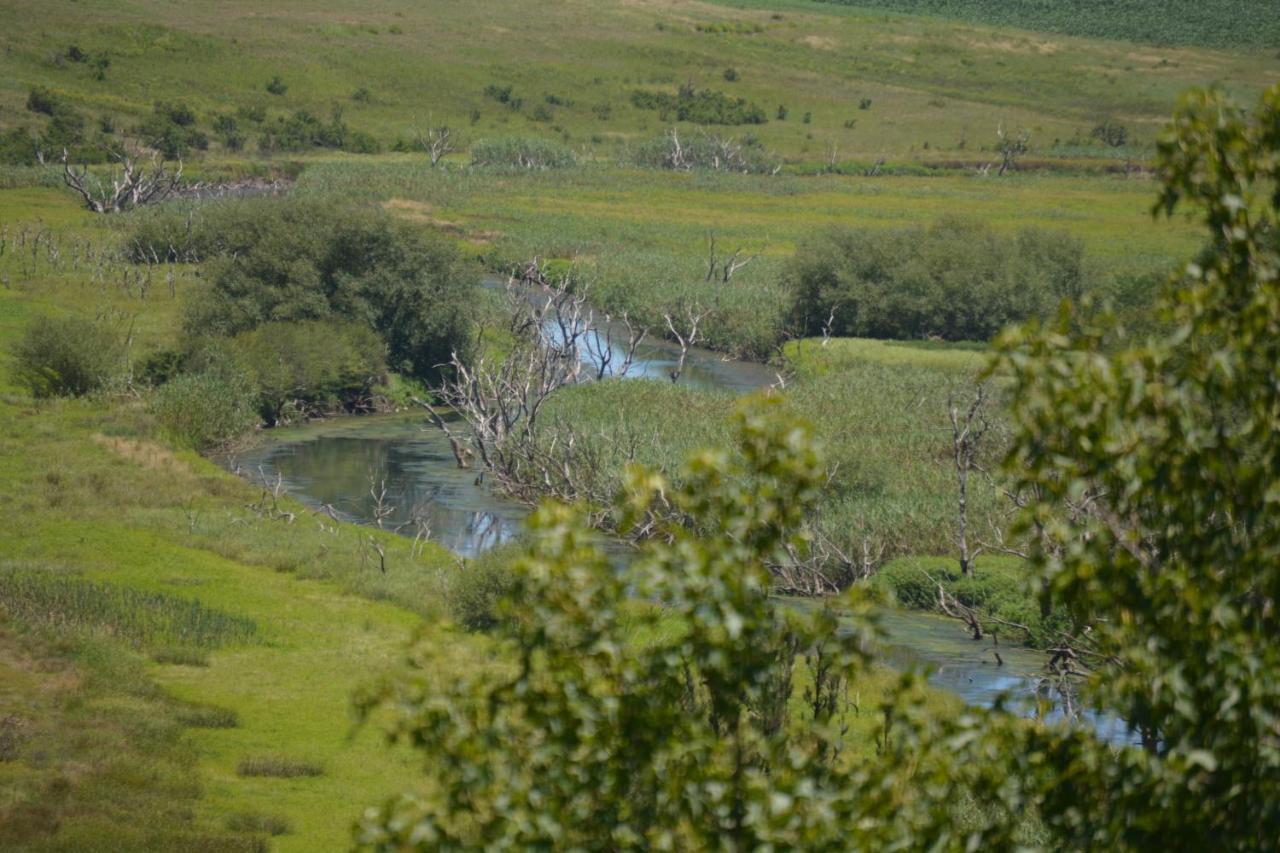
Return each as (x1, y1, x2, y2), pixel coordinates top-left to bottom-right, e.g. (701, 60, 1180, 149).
(356, 400, 933, 848)
(180, 199, 475, 381)
(785, 219, 1091, 341)
(950, 83, 1280, 850)
(231, 319, 386, 425)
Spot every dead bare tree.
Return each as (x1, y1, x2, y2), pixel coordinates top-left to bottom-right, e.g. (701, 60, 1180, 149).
(582, 312, 649, 381)
(704, 232, 761, 284)
(415, 119, 455, 167)
(948, 383, 992, 577)
(61, 148, 183, 214)
(996, 125, 1030, 176)
(420, 269, 646, 491)
(663, 303, 710, 384)
(820, 306, 837, 347)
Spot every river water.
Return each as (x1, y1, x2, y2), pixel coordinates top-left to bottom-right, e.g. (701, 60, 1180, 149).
(230, 287, 1132, 741)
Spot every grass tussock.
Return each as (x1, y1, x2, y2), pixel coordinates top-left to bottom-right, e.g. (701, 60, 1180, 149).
(152, 646, 210, 666)
(175, 703, 240, 729)
(225, 811, 293, 836)
(235, 755, 324, 778)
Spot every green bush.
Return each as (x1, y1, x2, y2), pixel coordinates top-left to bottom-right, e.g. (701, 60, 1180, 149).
(11, 315, 126, 398)
(150, 363, 258, 449)
(138, 100, 208, 158)
(785, 219, 1093, 341)
(445, 547, 520, 630)
(132, 198, 476, 380)
(630, 83, 767, 125)
(257, 108, 379, 153)
(470, 136, 576, 170)
(231, 319, 385, 425)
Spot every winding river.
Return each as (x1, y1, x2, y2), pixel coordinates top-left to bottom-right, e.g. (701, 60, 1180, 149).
(230, 283, 1132, 742)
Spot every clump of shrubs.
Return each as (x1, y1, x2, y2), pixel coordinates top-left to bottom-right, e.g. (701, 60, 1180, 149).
(786, 219, 1094, 341)
(11, 315, 126, 398)
(231, 319, 386, 426)
(128, 198, 475, 445)
(138, 100, 208, 158)
(631, 83, 767, 125)
(445, 546, 520, 630)
(470, 136, 576, 169)
(257, 108, 379, 153)
(132, 198, 475, 381)
(149, 357, 258, 450)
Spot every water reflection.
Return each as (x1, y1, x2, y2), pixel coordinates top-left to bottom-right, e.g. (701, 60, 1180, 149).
(234, 417, 526, 557)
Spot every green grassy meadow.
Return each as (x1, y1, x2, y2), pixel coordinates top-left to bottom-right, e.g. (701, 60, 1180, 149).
(2, 0, 1277, 165)
(0, 191, 477, 848)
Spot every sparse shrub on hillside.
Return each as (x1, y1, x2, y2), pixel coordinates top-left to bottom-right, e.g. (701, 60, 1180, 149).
(631, 83, 767, 125)
(265, 75, 287, 96)
(470, 136, 575, 169)
(138, 100, 208, 158)
(6, 86, 92, 163)
(786, 219, 1093, 341)
(628, 129, 778, 173)
(1091, 120, 1129, 147)
(11, 315, 126, 398)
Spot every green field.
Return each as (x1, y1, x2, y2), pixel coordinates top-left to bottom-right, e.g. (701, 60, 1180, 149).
(1, 0, 1277, 165)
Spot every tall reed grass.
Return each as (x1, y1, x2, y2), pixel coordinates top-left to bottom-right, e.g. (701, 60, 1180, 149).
(0, 565, 258, 648)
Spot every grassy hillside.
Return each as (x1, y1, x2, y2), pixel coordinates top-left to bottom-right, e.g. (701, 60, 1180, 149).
(0, 0, 1276, 164)
(0, 189, 484, 849)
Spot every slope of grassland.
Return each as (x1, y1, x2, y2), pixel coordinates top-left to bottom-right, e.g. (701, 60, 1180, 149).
(0, 0, 1276, 164)
(0, 187, 496, 850)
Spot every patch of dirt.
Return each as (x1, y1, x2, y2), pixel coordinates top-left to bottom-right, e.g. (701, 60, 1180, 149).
(963, 36, 1059, 55)
(382, 198, 460, 227)
(802, 35, 836, 51)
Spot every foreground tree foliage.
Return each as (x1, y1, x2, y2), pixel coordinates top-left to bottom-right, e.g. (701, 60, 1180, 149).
(975, 84, 1280, 848)
(358, 86, 1279, 849)
(359, 401, 958, 848)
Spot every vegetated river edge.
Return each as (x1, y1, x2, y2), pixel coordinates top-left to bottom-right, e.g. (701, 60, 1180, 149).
(224, 278, 1131, 743)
